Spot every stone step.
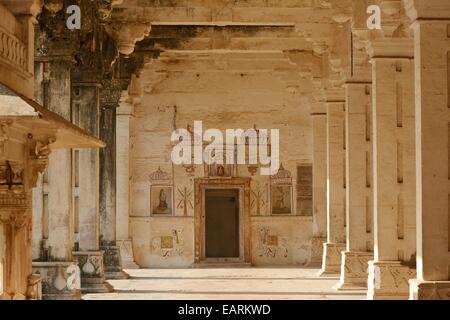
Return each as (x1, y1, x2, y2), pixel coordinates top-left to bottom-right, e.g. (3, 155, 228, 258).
(193, 262, 252, 268)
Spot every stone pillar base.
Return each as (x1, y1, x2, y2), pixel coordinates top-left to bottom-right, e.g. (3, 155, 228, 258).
(117, 239, 140, 269)
(0, 274, 42, 300)
(320, 242, 346, 275)
(409, 279, 450, 300)
(337, 251, 373, 290)
(367, 260, 416, 300)
(308, 236, 326, 267)
(72, 251, 114, 294)
(101, 244, 130, 279)
(32, 261, 81, 300)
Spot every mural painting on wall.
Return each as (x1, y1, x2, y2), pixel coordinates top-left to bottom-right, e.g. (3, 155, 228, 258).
(149, 167, 173, 216)
(270, 164, 293, 215)
(151, 229, 184, 258)
(204, 149, 237, 178)
(257, 227, 288, 259)
(271, 186, 292, 215)
(176, 186, 193, 216)
(251, 182, 267, 216)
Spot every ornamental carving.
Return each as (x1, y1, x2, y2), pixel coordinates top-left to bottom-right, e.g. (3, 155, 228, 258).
(0, 26, 28, 71)
(0, 161, 24, 189)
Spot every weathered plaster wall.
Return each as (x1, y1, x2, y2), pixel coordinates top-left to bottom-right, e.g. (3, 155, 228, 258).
(128, 54, 313, 267)
(252, 216, 313, 266)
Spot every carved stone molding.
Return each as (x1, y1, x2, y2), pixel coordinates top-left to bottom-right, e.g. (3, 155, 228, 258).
(368, 260, 416, 300)
(26, 274, 42, 300)
(309, 236, 326, 266)
(72, 251, 113, 293)
(32, 261, 81, 300)
(105, 22, 151, 55)
(320, 242, 346, 275)
(100, 241, 129, 279)
(0, 26, 28, 72)
(101, 78, 122, 109)
(409, 279, 450, 300)
(338, 251, 374, 290)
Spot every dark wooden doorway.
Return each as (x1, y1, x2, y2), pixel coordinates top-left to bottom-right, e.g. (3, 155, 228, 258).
(204, 189, 240, 258)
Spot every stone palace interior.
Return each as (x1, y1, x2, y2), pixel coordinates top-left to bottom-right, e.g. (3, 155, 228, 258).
(0, 0, 450, 300)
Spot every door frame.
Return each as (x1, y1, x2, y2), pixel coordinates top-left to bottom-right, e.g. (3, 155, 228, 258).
(194, 178, 251, 264)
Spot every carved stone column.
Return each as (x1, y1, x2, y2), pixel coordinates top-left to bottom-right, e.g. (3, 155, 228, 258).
(321, 101, 346, 274)
(310, 104, 328, 265)
(71, 83, 112, 293)
(405, 0, 450, 300)
(0, 129, 52, 300)
(0, 197, 35, 300)
(100, 80, 129, 279)
(366, 4, 417, 299)
(116, 94, 139, 269)
(31, 58, 81, 300)
(338, 83, 374, 289)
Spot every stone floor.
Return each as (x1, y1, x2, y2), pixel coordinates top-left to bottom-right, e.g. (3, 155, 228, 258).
(83, 268, 366, 300)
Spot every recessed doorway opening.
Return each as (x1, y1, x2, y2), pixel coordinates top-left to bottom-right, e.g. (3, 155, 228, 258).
(205, 189, 240, 259)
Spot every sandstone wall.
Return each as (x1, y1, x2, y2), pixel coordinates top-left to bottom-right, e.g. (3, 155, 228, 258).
(129, 55, 314, 267)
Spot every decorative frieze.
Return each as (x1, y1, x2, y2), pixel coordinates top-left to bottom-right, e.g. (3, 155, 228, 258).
(367, 261, 416, 300)
(72, 251, 113, 293)
(410, 280, 450, 300)
(32, 261, 81, 300)
(338, 251, 373, 290)
(321, 242, 346, 274)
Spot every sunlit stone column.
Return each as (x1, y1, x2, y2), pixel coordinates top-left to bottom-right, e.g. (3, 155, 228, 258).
(338, 83, 374, 289)
(321, 102, 346, 274)
(310, 104, 328, 265)
(116, 98, 139, 269)
(367, 39, 417, 300)
(406, 1, 450, 299)
(32, 59, 80, 300)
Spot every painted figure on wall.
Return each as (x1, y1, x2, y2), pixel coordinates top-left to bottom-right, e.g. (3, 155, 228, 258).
(271, 186, 292, 215)
(158, 189, 168, 211)
(152, 186, 173, 215)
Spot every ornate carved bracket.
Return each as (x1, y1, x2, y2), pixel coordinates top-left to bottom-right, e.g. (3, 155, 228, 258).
(105, 22, 152, 55)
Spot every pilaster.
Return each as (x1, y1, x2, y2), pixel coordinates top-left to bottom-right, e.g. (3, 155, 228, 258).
(366, 4, 417, 299)
(100, 79, 129, 279)
(337, 82, 374, 289)
(310, 102, 327, 265)
(116, 92, 139, 269)
(405, 0, 450, 300)
(321, 101, 346, 274)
